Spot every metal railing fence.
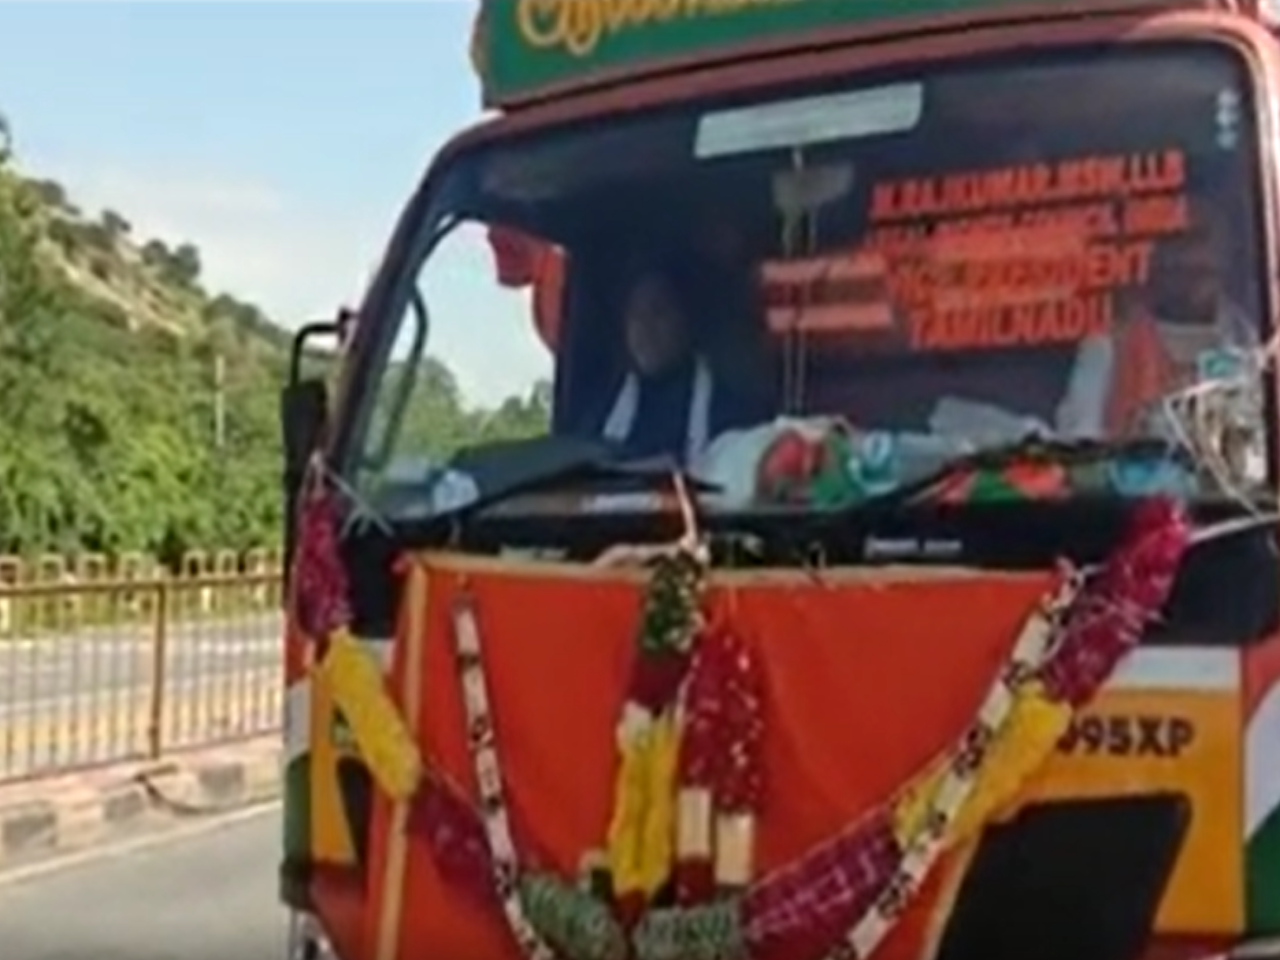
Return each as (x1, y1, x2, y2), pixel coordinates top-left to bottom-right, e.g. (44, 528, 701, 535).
(0, 552, 284, 783)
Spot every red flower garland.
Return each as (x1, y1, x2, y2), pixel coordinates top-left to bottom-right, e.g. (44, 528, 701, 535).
(1040, 498, 1189, 704)
(408, 775, 497, 907)
(684, 623, 764, 814)
(674, 620, 765, 903)
(743, 811, 902, 960)
(292, 484, 352, 647)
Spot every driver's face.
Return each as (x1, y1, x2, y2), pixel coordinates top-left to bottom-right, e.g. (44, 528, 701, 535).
(624, 276, 689, 376)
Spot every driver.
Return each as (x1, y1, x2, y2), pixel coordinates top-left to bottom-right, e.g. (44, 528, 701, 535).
(600, 263, 765, 463)
(1055, 198, 1256, 438)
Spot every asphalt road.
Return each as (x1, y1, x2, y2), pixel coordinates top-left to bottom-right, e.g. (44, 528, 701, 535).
(0, 807, 288, 960)
(0, 612, 282, 720)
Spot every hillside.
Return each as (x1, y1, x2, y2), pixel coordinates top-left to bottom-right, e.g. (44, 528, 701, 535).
(0, 116, 545, 559)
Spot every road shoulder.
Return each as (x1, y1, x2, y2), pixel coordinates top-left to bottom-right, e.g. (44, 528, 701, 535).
(0, 737, 280, 869)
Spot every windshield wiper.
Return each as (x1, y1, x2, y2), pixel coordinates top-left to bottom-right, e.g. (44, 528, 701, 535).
(413, 436, 720, 531)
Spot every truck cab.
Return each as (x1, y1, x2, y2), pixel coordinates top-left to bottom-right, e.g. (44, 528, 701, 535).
(280, 3, 1280, 960)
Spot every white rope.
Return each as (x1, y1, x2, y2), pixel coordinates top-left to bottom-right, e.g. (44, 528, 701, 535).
(1157, 334, 1272, 515)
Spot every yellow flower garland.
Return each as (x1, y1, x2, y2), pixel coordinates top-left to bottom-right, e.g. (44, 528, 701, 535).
(606, 712, 681, 899)
(317, 628, 425, 803)
(892, 680, 1071, 848)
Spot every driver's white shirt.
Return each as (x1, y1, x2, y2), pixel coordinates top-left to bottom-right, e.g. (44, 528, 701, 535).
(601, 357, 714, 463)
(1055, 299, 1255, 438)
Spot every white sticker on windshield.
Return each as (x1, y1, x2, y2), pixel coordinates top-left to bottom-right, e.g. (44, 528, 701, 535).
(1216, 88, 1240, 151)
(695, 83, 924, 159)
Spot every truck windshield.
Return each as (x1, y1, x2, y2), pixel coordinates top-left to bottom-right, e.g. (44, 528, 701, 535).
(350, 42, 1269, 517)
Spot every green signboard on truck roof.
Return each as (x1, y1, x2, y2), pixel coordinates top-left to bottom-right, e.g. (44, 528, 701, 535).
(475, 0, 1185, 107)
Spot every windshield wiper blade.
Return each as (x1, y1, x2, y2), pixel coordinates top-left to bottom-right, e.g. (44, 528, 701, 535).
(418, 437, 720, 529)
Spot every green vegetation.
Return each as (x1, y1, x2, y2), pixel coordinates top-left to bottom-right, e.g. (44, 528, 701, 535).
(0, 114, 547, 560)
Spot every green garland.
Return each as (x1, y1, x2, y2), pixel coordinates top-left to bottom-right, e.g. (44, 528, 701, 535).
(632, 901, 747, 960)
(637, 550, 703, 656)
(521, 873, 627, 960)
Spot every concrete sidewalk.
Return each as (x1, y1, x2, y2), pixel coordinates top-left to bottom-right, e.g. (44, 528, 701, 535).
(0, 736, 282, 868)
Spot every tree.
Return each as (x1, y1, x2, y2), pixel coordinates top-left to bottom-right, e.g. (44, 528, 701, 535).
(0, 167, 81, 550)
(30, 179, 67, 209)
(0, 149, 547, 557)
(167, 242, 201, 287)
(529, 379, 552, 417)
(141, 239, 169, 269)
(100, 209, 131, 241)
(206, 293, 241, 319)
(475, 379, 551, 441)
(86, 251, 114, 282)
(74, 221, 114, 252)
(46, 218, 77, 255)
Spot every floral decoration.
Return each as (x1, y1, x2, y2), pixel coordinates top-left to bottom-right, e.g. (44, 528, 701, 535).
(293, 471, 1190, 960)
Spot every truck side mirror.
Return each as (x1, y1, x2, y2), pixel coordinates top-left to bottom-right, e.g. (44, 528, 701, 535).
(280, 316, 346, 580)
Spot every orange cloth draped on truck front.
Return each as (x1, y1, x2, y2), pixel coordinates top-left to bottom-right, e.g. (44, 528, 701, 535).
(363, 559, 1060, 960)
